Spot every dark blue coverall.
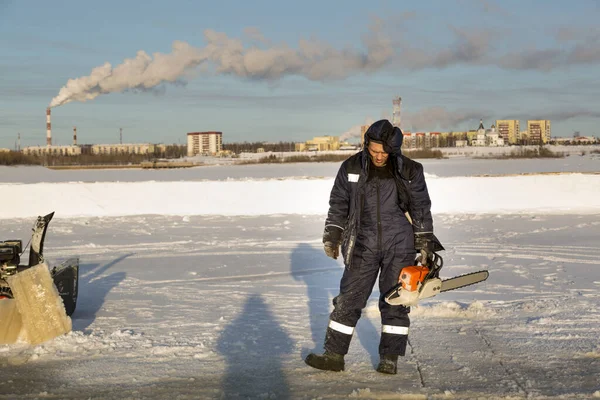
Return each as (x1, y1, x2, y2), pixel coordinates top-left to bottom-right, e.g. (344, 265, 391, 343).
(322, 120, 436, 357)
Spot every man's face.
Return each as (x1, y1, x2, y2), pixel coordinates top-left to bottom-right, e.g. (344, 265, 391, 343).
(367, 141, 389, 167)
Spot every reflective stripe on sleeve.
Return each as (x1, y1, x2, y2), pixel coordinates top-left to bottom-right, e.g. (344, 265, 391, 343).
(328, 320, 354, 335)
(382, 325, 409, 335)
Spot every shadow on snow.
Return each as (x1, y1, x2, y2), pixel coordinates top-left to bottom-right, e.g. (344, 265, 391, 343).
(71, 253, 131, 332)
(290, 243, 381, 368)
(217, 293, 294, 399)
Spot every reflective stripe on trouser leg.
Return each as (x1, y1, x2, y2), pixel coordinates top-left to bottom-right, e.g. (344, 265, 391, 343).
(382, 325, 409, 335)
(324, 320, 354, 355)
(326, 248, 380, 356)
(379, 251, 414, 356)
(379, 324, 409, 356)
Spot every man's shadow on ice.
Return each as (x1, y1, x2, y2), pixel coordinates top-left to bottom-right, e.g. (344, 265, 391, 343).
(291, 243, 380, 366)
(72, 253, 131, 332)
(217, 294, 293, 399)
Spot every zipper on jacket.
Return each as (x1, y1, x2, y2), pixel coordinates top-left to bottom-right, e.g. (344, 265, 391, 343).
(376, 177, 382, 250)
(347, 188, 365, 269)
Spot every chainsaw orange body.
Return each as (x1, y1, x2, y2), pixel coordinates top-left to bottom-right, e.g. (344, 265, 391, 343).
(385, 260, 443, 306)
(398, 265, 430, 292)
(385, 252, 489, 306)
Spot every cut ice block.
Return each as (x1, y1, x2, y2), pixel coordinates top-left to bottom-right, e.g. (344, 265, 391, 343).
(7, 263, 72, 345)
(0, 299, 23, 344)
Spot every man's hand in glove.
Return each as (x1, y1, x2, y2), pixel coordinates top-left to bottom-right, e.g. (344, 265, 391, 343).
(415, 232, 444, 266)
(324, 242, 340, 259)
(418, 248, 432, 266)
(323, 225, 343, 260)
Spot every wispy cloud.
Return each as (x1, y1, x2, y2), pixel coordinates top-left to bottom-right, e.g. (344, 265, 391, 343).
(403, 107, 600, 132)
(515, 109, 600, 122)
(243, 27, 269, 45)
(403, 106, 492, 131)
(469, 0, 513, 17)
(395, 23, 600, 71)
(498, 41, 600, 71)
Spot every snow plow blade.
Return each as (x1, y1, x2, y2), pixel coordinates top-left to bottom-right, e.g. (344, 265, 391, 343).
(52, 258, 79, 317)
(6, 263, 72, 345)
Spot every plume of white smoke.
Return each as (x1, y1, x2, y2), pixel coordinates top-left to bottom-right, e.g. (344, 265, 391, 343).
(50, 25, 394, 108)
(339, 117, 375, 142)
(50, 41, 203, 107)
(48, 18, 600, 108)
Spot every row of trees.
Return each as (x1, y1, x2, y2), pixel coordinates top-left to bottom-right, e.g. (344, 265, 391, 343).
(3, 138, 598, 166)
(155, 145, 187, 158)
(0, 144, 187, 166)
(0, 151, 39, 166)
(547, 139, 599, 145)
(0, 151, 152, 166)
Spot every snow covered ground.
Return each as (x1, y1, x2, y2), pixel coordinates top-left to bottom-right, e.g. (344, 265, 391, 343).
(1, 159, 599, 399)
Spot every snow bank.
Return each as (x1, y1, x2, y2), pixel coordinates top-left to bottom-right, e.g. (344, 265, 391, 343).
(1, 174, 599, 219)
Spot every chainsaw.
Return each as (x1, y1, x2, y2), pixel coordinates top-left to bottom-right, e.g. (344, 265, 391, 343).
(384, 251, 489, 306)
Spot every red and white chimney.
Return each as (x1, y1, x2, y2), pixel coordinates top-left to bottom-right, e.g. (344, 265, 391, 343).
(73, 126, 77, 145)
(46, 107, 52, 146)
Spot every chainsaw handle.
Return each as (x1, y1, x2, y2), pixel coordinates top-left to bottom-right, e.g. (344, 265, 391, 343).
(420, 252, 443, 279)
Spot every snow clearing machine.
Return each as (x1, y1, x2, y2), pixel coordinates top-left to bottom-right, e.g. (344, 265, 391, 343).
(0, 212, 79, 345)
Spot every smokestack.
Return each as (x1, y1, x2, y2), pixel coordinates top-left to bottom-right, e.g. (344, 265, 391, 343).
(392, 97, 402, 129)
(46, 107, 52, 146)
(73, 126, 77, 145)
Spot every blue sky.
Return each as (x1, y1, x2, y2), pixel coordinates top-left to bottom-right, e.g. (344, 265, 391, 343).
(1, 0, 599, 148)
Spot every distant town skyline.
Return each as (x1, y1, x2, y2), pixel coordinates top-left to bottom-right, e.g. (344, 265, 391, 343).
(1, 0, 600, 149)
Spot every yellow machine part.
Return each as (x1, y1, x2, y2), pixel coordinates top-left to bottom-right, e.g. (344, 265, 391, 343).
(0, 299, 24, 344)
(5, 263, 71, 345)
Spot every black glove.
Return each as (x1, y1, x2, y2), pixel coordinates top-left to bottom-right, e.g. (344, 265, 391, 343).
(323, 225, 343, 260)
(414, 232, 444, 266)
(414, 232, 434, 252)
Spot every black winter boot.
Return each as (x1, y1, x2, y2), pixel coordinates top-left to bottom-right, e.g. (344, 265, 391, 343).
(376, 354, 398, 374)
(304, 350, 345, 372)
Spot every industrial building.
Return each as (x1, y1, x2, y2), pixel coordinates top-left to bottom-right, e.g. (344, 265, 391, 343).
(91, 143, 164, 155)
(22, 143, 171, 156)
(23, 110, 82, 155)
(20, 108, 178, 157)
(187, 131, 223, 156)
(23, 145, 82, 156)
(295, 136, 340, 151)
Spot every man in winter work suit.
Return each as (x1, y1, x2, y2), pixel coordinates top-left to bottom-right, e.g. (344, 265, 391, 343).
(305, 119, 443, 374)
